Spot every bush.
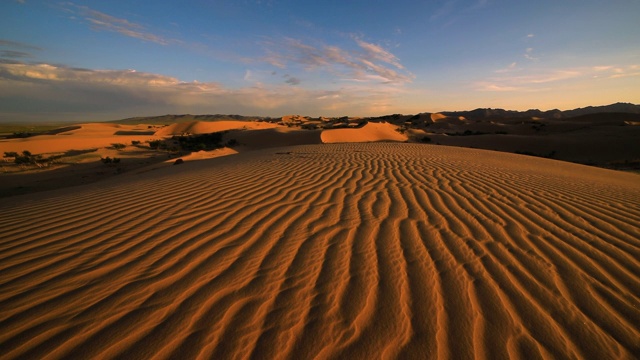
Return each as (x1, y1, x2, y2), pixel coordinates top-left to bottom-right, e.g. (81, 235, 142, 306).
(14, 155, 33, 164)
(111, 143, 126, 150)
(12, 150, 42, 165)
(101, 156, 120, 164)
(3, 151, 18, 158)
(172, 132, 225, 151)
(147, 140, 162, 149)
(131, 140, 141, 145)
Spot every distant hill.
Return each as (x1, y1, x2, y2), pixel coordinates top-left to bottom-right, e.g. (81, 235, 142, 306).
(441, 102, 640, 120)
(109, 102, 640, 125)
(110, 114, 270, 125)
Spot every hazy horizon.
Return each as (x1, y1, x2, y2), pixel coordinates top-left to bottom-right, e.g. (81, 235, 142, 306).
(1, 0, 639, 122)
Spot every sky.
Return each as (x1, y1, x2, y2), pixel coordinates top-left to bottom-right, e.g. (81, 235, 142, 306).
(1, 0, 639, 122)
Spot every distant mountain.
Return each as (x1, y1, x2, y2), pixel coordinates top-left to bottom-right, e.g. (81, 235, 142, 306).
(561, 103, 640, 117)
(441, 102, 640, 120)
(110, 114, 270, 125)
(109, 103, 640, 125)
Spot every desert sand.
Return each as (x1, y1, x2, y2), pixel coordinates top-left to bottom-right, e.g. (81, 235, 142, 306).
(321, 122, 408, 143)
(1, 140, 639, 359)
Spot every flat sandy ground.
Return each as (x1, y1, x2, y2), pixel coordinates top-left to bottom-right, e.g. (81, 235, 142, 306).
(1, 142, 639, 359)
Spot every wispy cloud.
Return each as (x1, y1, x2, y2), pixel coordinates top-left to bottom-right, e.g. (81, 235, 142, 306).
(63, 3, 171, 45)
(430, 0, 458, 22)
(0, 50, 32, 59)
(261, 37, 413, 84)
(478, 64, 640, 92)
(494, 62, 518, 73)
(430, 0, 491, 25)
(524, 47, 539, 61)
(283, 74, 301, 85)
(0, 39, 41, 61)
(355, 38, 404, 70)
(0, 39, 41, 51)
(475, 83, 523, 92)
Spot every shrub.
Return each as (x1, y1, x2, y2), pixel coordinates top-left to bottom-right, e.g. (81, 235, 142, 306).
(14, 155, 33, 164)
(131, 140, 141, 145)
(172, 132, 225, 151)
(13, 150, 40, 165)
(147, 140, 162, 149)
(4, 151, 18, 158)
(111, 143, 126, 150)
(101, 157, 120, 164)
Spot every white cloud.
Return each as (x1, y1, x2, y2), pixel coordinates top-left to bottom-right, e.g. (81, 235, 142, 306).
(0, 63, 183, 85)
(0, 62, 409, 121)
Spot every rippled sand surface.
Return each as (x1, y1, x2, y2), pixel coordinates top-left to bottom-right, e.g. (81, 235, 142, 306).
(1, 143, 639, 359)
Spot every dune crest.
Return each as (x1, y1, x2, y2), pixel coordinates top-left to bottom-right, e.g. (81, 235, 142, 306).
(0, 143, 639, 359)
(321, 122, 408, 143)
(154, 120, 277, 136)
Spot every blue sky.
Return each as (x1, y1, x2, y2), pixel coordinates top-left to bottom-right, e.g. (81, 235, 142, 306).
(1, 0, 639, 122)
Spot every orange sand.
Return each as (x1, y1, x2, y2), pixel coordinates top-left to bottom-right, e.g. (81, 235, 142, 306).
(0, 123, 162, 154)
(1, 143, 639, 359)
(154, 120, 277, 136)
(321, 122, 408, 143)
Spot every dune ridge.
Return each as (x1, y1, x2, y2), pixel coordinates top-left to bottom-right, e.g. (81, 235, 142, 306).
(321, 122, 408, 143)
(0, 143, 639, 359)
(154, 120, 277, 136)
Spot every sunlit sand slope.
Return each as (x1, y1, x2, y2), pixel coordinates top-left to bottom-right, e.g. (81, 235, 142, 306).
(0, 143, 638, 359)
(321, 122, 408, 143)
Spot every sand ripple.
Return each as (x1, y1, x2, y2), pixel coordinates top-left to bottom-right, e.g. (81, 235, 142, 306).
(1, 143, 639, 359)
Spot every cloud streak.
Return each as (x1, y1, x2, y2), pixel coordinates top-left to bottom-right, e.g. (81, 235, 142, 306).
(63, 3, 171, 45)
(261, 37, 414, 84)
(477, 64, 640, 92)
(0, 39, 41, 61)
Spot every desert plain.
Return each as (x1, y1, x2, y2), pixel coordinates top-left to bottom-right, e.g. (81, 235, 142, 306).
(0, 111, 639, 359)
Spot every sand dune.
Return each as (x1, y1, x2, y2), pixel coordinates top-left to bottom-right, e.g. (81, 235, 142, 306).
(321, 122, 408, 143)
(1, 143, 639, 359)
(0, 123, 163, 154)
(154, 120, 277, 136)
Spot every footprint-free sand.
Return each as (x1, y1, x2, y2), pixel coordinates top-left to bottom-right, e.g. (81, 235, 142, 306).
(1, 143, 639, 359)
